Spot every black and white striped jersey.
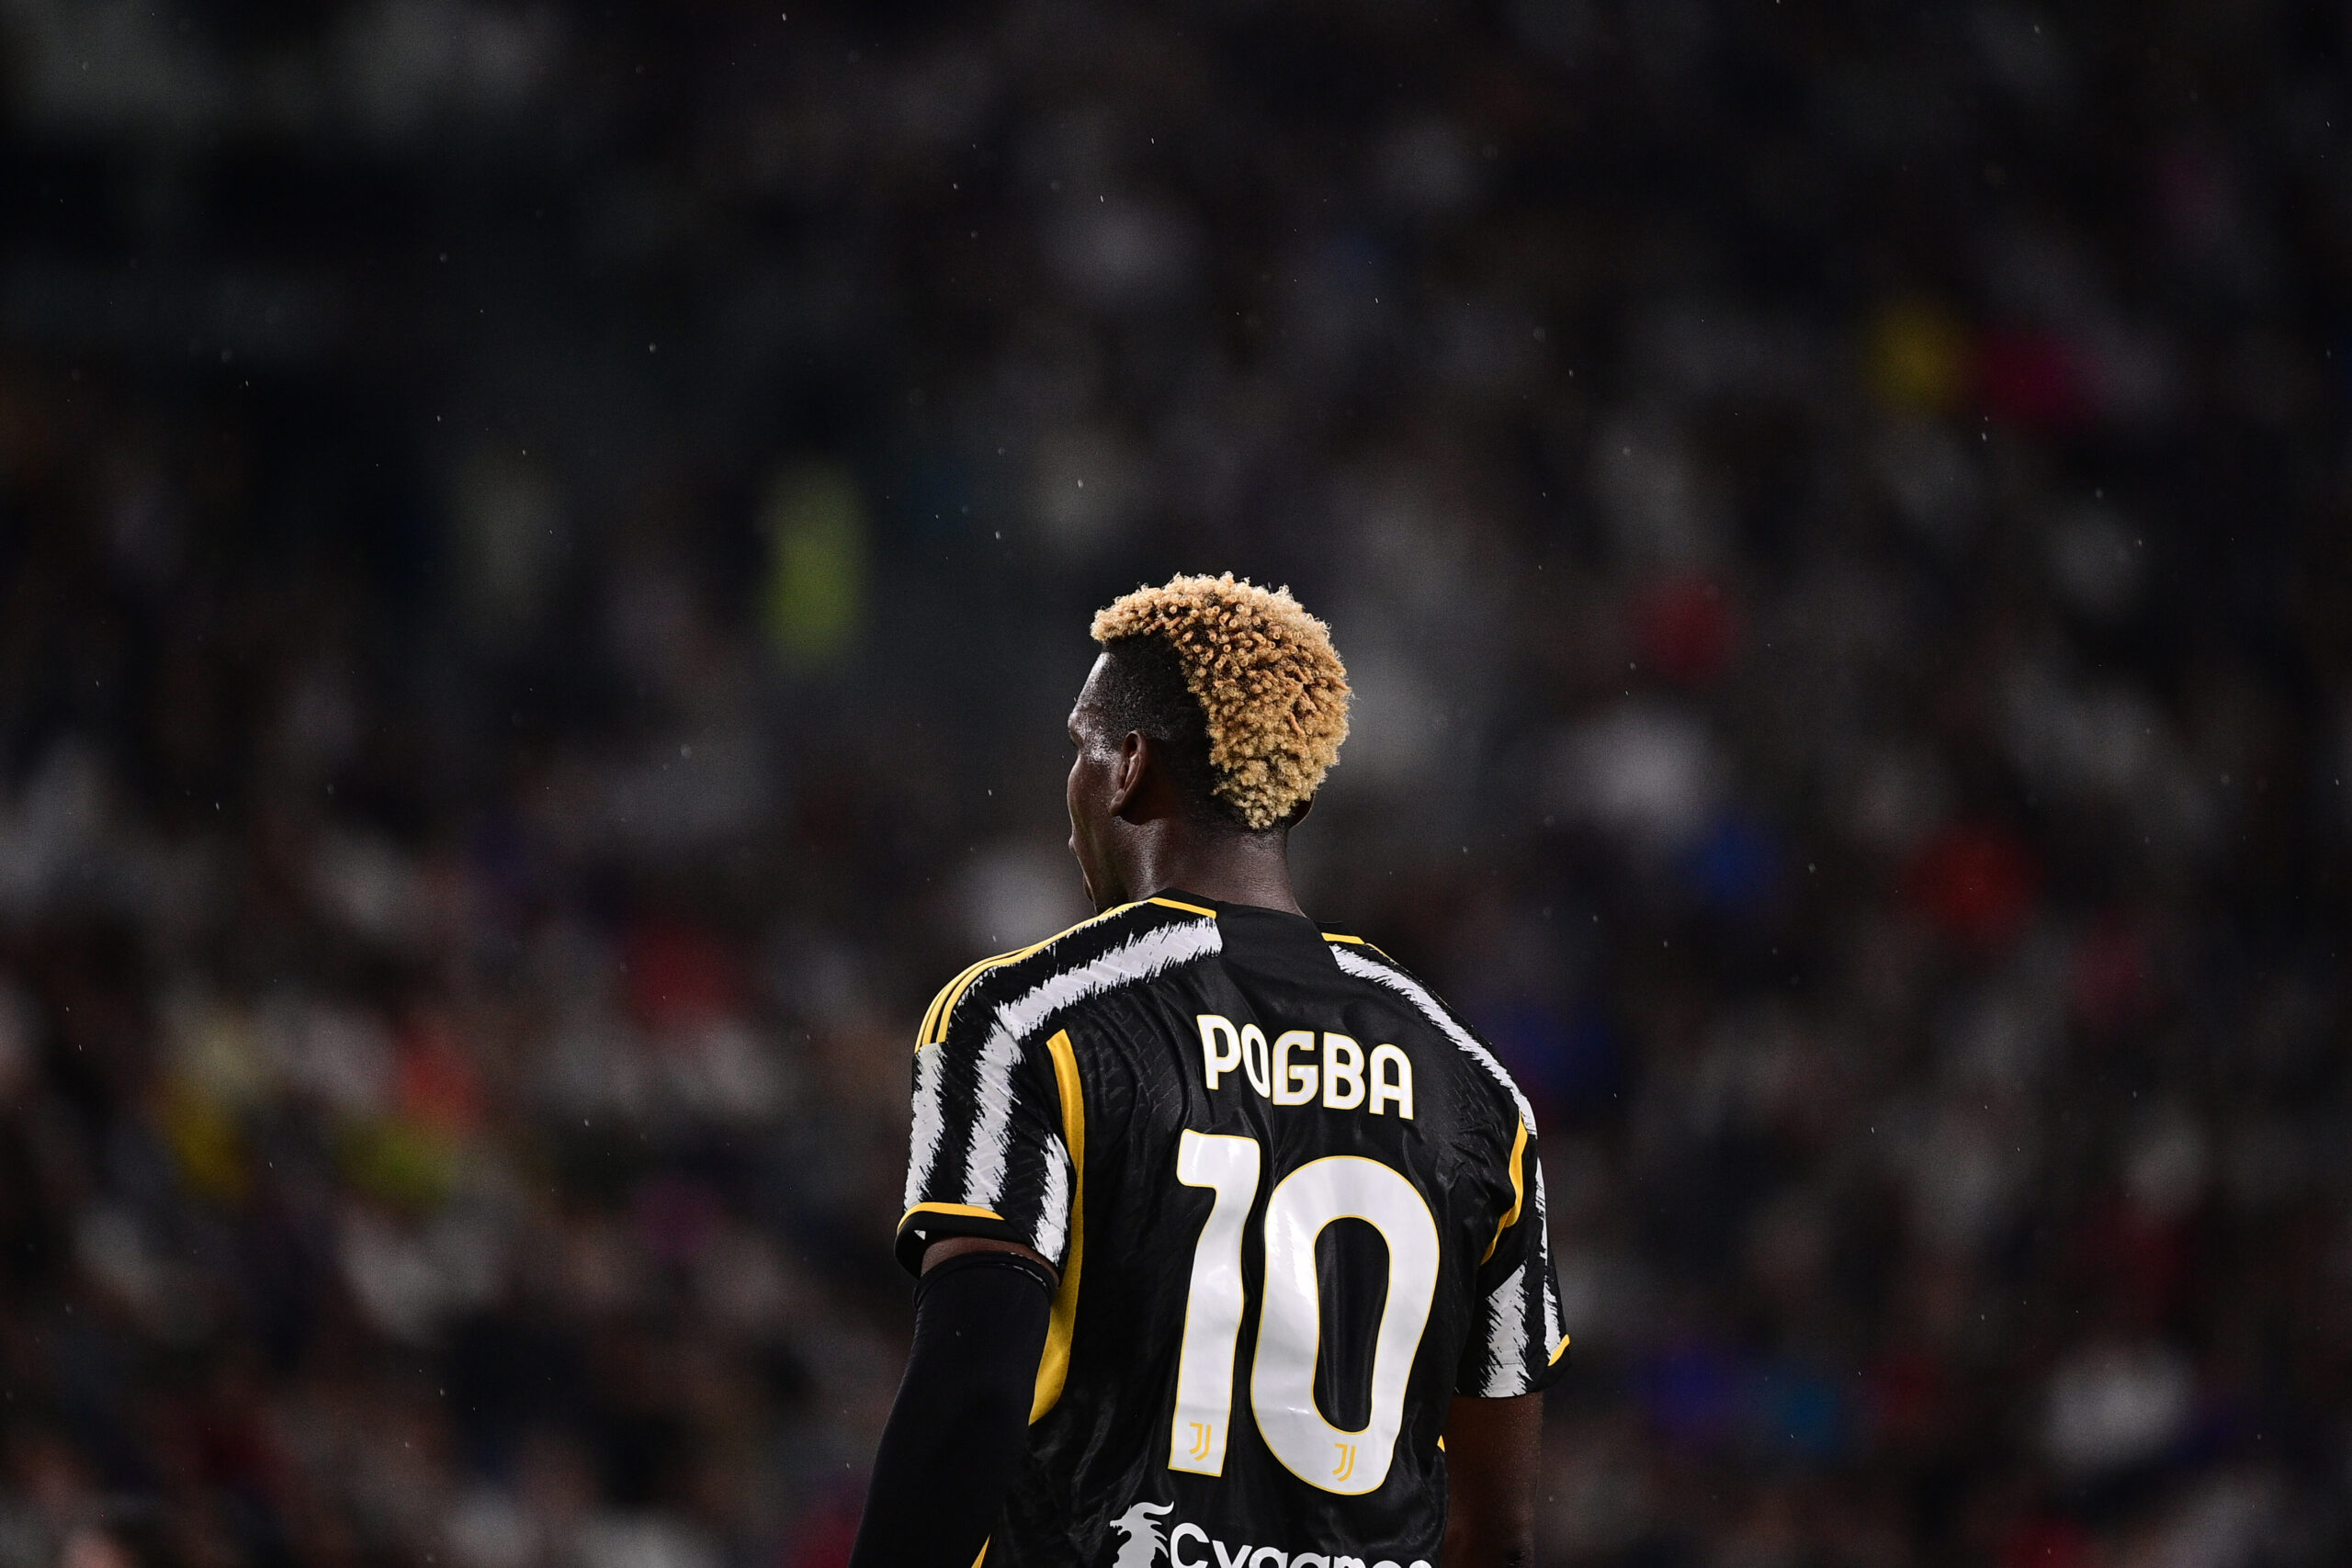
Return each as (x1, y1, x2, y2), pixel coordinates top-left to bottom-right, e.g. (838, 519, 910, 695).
(898, 892, 1567, 1568)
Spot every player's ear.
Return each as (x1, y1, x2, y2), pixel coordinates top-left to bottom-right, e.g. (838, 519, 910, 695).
(1108, 729, 1150, 818)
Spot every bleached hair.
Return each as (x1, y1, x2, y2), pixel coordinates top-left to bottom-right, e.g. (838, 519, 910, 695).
(1090, 573, 1351, 831)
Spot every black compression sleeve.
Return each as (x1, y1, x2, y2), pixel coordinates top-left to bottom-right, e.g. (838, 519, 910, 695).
(849, 1250, 1055, 1568)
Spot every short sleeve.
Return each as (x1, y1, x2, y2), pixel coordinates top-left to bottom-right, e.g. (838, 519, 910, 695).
(1455, 1119, 1570, 1397)
(895, 966, 1079, 1278)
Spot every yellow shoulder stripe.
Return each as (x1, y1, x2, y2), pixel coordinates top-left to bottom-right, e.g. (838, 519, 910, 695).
(898, 1201, 1005, 1232)
(1323, 932, 1395, 962)
(1148, 896, 1216, 918)
(1550, 1333, 1571, 1365)
(1480, 1117, 1530, 1264)
(1031, 1028, 1086, 1423)
(918, 953, 1009, 1045)
(916, 901, 1147, 1048)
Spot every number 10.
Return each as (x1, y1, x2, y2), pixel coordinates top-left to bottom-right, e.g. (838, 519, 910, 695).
(1167, 1130, 1440, 1496)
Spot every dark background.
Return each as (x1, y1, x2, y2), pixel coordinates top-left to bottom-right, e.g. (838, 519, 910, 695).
(2, 2, 2349, 1564)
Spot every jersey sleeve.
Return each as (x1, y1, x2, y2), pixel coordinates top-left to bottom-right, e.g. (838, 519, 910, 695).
(895, 966, 1080, 1278)
(1456, 1118, 1570, 1397)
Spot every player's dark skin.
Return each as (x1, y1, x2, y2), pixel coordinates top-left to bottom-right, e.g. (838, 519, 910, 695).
(920, 650, 1545, 1568)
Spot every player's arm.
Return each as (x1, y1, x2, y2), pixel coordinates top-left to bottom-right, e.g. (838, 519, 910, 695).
(856, 962, 1078, 1568)
(1440, 1393, 1542, 1568)
(847, 1238, 1057, 1568)
(1446, 1111, 1568, 1568)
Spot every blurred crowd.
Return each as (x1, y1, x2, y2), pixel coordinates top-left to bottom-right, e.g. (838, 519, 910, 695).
(2, 1, 2350, 1564)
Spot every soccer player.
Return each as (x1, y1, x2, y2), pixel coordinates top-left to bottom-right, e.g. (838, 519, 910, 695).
(850, 575, 1566, 1568)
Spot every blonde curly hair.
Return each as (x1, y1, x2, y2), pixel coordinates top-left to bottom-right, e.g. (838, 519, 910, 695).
(1090, 574, 1351, 830)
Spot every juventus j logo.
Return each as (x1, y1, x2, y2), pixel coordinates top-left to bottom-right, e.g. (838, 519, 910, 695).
(1330, 1443, 1357, 1483)
(1186, 1423, 1213, 1461)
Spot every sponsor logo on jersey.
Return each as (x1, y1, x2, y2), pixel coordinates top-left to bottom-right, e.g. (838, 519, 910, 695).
(1111, 1502, 1173, 1568)
(1107, 1501, 1430, 1568)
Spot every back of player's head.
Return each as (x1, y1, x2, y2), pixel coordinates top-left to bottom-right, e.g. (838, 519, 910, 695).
(1089, 574, 1351, 832)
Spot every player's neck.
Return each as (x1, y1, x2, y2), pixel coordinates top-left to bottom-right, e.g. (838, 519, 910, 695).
(1115, 824, 1304, 917)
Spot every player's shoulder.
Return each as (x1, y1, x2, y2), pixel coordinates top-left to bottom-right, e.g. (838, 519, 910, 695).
(914, 895, 1223, 1048)
(1318, 929, 1538, 1136)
